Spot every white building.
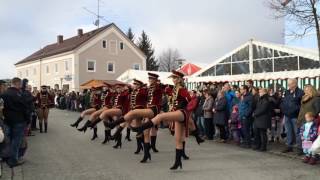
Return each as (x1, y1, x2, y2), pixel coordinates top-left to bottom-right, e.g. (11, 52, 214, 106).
(15, 23, 146, 91)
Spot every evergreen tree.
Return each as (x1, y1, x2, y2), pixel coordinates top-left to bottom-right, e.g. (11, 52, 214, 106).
(137, 31, 159, 71)
(126, 28, 135, 42)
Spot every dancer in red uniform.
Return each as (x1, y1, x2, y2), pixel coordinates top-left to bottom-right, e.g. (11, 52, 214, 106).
(78, 83, 130, 148)
(70, 87, 102, 129)
(132, 70, 196, 170)
(106, 73, 163, 162)
(35, 85, 54, 133)
(111, 79, 148, 154)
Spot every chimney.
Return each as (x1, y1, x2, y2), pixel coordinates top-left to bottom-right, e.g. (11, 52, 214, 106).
(78, 29, 83, 37)
(57, 35, 63, 44)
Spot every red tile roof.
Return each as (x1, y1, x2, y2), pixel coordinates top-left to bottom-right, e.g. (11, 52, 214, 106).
(15, 23, 114, 65)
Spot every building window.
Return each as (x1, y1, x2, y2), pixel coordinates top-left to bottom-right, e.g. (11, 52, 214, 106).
(65, 61, 69, 71)
(55, 63, 58, 73)
(102, 40, 107, 48)
(18, 71, 22, 78)
(33, 68, 36, 75)
(87, 60, 96, 72)
(26, 70, 29, 77)
(46, 65, 50, 74)
(120, 42, 124, 50)
(107, 61, 115, 73)
(133, 64, 140, 70)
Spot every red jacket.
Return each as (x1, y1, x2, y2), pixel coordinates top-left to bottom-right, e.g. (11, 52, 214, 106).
(130, 87, 148, 110)
(114, 90, 130, 113)
(36, 92, 54, 108)
(147, 83, 163, 110)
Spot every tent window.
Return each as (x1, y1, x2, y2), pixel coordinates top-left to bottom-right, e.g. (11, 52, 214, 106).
(274, 50, 291, 57)
(253, 59, 273, 73)
(299, 57, 320, 70)
(253, 45, 273, 59)
(232, 62, 249, 75)
(216, 64, 231, 76)
(219, 57, 231, 63)
(274, 57, 298, 72)
(201, 66, 215, 76)
(232, 46, 249, 62)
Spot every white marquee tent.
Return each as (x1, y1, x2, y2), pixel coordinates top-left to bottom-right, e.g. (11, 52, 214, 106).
(187, 39, 320, 90)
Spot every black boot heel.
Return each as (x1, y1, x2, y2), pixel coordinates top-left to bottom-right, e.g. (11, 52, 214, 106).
(134, 136, 144, 154)
(170, 149, 183, 170)
(113, 133, 122, 149)
(181, 141, 189, 160)
(125, 128, 132, 141)
(140, 143, 151, 163)
(191, 130, 204, 145)
(77, 120, 91, 133)
(102, 130, 111, 144)
(71, 117, 83, 128)
(151, 136, 159, 153)
(91, 127, 98, 140)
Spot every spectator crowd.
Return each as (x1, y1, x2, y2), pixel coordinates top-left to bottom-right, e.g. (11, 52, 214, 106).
(191, 79, 320, 165)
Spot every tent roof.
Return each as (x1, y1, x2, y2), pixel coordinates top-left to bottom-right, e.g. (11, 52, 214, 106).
(117, 69, 173, 85)
(80, 79, 125, 89)
(178, 63, 201, 76)
(192, 39, 320, 78)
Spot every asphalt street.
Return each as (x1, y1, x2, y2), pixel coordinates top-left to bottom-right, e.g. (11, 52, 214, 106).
(2, 109, 320, 180)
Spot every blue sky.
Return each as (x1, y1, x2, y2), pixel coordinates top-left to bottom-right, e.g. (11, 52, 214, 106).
(0, 0, 317, 79)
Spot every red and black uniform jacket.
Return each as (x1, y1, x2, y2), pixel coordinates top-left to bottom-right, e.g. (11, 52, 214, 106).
(147, 83, 163, 111)
(36, 92, 54, 109)
(103, 91, 115, 108)
(130, 87, 148, 110)
(90, 93, 102, 109)
(113, 90, 130, 114)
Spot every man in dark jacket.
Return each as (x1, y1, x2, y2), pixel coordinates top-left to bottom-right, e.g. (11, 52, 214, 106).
(239, 85, 253, 148)
(1, 77, 28, 167)
(195, 91, 206, 136)
(280, 79, 304, 153)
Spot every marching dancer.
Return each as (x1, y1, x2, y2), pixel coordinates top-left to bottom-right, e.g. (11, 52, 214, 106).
(35, 85, 54, 133)
(131, 70, 195, 170)
(78, 83, 130, 149)
(106, 73, 163, 163)
(70, 87, 102, 129)
(112, 79, 148, 154)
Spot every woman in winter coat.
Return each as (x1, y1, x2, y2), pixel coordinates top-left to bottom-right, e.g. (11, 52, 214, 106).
(202, 90, 214, 140)
(213, 90, 228, 142)
(253, 88, 272, 151)
(297, 85, 320, 128)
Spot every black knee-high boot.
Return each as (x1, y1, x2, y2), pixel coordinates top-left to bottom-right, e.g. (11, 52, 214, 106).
(77, 120, 91, 133)
(107, 117, 125, 129)
(113, 133, 122, 149)
(170, 149, 183, 170)
(181, 141, 189, 160)
(131, 121, 154, 133)
(39, 122, 43, 133)
(70, 117, 83, 128)
(150, 136, 159, 153)
(91, 127, 98, 140)
(89, 118, 102, 129)
(113, 126, 124, 141)
(191, 130, 205, 145)
(102, 129, 111, 144)
(140, 143, 151, 163)
(134, 135, 144, 154)
(125, 128, 132, 141)
(44, 122, 48, 133)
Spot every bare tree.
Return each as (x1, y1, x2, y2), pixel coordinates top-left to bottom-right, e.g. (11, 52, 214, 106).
(268, 0, 320, 62)
(158, 48, 181, 72)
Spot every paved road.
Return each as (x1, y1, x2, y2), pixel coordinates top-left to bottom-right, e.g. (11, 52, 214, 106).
(2, 109, 320, 180)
